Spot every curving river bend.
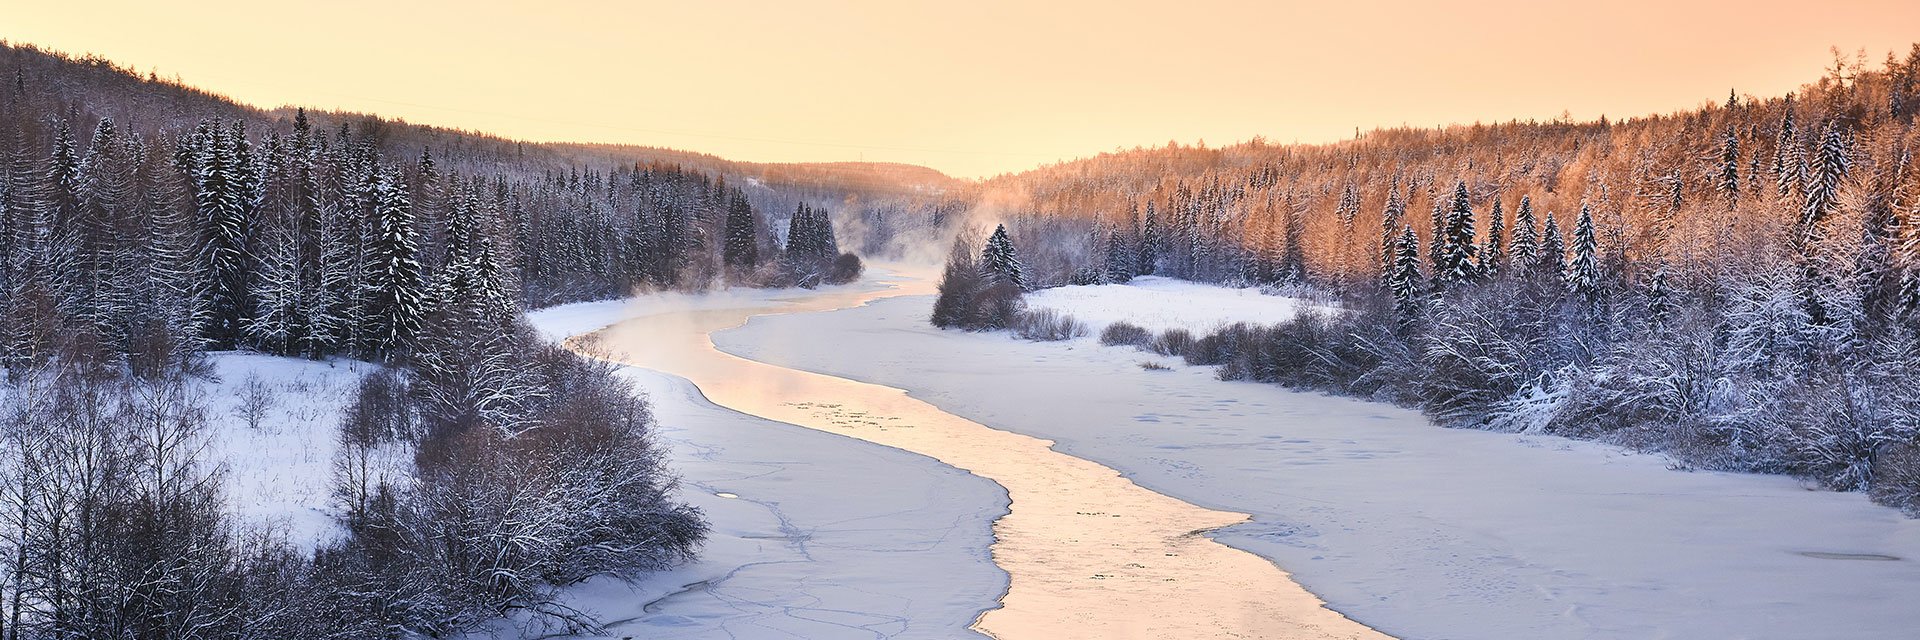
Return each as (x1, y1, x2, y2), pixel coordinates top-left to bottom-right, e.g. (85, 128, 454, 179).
(570, 274, 1387, 640)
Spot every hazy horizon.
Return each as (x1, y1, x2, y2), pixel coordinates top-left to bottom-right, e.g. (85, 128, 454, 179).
(9, 0, 1920, 178)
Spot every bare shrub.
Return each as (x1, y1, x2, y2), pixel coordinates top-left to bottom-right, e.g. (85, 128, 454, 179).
(1010, 308, 1088, 341)
(1184, 323, 1251, 367)
(1100, 321, 1153, 347)
(236, 372, 278, 430)
(1149, 328, 1195, 357)
(826, 252, 865, 285)
(1870, 442, 1920, 515)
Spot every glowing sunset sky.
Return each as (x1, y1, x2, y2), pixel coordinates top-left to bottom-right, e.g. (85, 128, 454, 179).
(8, 0, 1919, 178)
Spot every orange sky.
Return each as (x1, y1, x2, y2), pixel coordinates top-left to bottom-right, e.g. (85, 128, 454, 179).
(6, 0, 1919, 178)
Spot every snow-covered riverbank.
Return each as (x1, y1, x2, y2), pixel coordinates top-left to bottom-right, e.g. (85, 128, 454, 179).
(717, 292, 1920, 640)
(1023, 276, 1318, 333)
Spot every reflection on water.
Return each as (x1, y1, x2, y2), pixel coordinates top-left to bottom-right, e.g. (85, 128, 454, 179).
(573, 277, 1389, 639)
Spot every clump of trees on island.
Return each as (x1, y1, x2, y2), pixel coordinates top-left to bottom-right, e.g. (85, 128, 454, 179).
(0, 42, 870, 637)
(935, 48, 1920, 513)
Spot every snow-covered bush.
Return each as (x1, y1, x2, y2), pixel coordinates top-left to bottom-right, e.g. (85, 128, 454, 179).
(1183, 323, 1249, 366)
(312, 336, 706, 636)
(1099, 321, 1153, 347)
(931, 234, 1022, 331)
(1418, 292, 1556, 427)
(1149, 328, 1196, 357)
(827, 252, 866, 285)
(1010, 308, 1088, 341)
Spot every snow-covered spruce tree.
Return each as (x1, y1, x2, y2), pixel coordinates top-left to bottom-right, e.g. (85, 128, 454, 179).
(1277, 191, 1306, 283)
(3, 122, 65, 375)
(1798, 120, 1851, 252)
(1237, 203, 1266, 283)
(980, 223, 1027, 290)
(723, 191, 757, 274)
(1103, 227, 1133, 284)
(1509, 195, 1538, 272)
(189, 121, 257, 349)
(43, 118, 84, 330)
(1567, 203, 1600, 298)
(1480, 198, 1506, 280)
(244, 196, 301, 355)
(315, 149, 372, 355)
(1853, 151, 1908, 329)
(470, 220, 520, 325)
(782, 201, 852, 286)
(285, 108, 339, 358)
(1894, 159, 1920, 318)
(1390, 225, 1424, 322)
(816, 204, 840, 257)
(1645, 264, 1675, 330)
(1434, 180, 1479, 290)
(1183, 193, 1207, 279)
(433, 184, 484, 312)
(1775, 94, 1802, 197)
(1337, 181, 1359, 230)
(784, 203, 814, 260)
(1719, 126, 1742, 208)
(930, 234, 981, 329)
(1427, 186, 1447, 272)
(364, 168, 426, 360)
(1538, 209, 1566, 280)
(1138, 200, 1160, 276)
(127, 142, 209, 379)
(1378, 179, 1406, 290)
(76, 118, 140, 349)
(929, 226, 1021, 331)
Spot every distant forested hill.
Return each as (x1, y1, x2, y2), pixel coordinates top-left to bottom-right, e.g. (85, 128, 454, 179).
(0, 39, 940, 365)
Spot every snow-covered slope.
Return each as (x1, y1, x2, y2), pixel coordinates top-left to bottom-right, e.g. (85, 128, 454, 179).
(1022, 276, 1315, 334)
(201, 353, 372, 551)
(718, 293, 1920, 640)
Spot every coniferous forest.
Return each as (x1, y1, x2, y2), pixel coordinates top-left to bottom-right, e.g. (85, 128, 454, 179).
(933, 47, 1920, 513)
(0, 41, 882, 638)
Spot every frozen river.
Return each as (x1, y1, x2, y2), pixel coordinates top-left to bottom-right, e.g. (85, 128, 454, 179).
(528, 267, 1920, 639)
(543, 270, 1382, 639)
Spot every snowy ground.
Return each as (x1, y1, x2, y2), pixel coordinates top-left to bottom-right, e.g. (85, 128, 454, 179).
(201, 353, 372, 551)
(512, 289, 1006, 639)
(718, 291, 1920, 640)
(1022, 276, 1316, 334)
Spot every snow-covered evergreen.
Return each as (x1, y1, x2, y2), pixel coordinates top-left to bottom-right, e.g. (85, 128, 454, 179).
(1390, 224, 1424, 320)
(980, 223, 1027, 290)
(1434, 180, 1479, 289)
(364, 168, 425, 360)
(1566, 203, 1599, 296)
(1480, 199, 1505, 280)
(1538, 209, 1566, 279)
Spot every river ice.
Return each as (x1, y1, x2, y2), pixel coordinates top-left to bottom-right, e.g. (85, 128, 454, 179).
(718, 284, 1920, 640)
